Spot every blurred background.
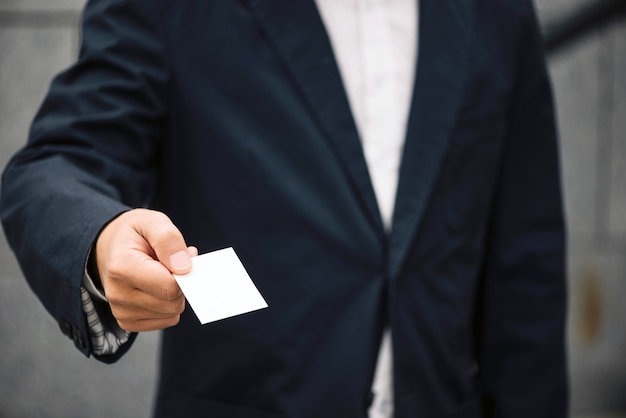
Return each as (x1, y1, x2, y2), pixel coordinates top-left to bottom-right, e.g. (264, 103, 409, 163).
(0, 0, 624, 416)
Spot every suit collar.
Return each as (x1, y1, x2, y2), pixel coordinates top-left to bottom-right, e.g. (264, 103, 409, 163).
(389, 0, 476, 278)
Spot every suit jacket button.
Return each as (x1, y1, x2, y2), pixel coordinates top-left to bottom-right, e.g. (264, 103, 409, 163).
(72, 328, 86, 349)
(58, 320, 71, 336)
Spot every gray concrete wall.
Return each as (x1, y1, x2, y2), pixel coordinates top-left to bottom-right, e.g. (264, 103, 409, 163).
(541, 0, 626, 414)
(0, 0, 624, 417)
(0, 1, 159, 417)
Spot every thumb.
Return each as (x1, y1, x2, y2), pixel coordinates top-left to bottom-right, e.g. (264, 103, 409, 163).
(135, 209, 193, 275)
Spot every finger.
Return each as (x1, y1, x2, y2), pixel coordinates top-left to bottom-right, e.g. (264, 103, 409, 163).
(112, 305, 181, 321)
(117, 315, 183, 333)
(106, 254, 183, 301)
(187, 246, 199, 257)
(134, 209, 193, 275)
(111, 302, 184, 324)
(109, 287, 185, 315)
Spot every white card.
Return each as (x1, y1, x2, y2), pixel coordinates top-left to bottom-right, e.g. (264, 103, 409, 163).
(173, 247, 268, 324)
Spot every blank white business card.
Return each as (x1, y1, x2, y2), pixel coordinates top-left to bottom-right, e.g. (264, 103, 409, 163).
(173, 247, 268, 324)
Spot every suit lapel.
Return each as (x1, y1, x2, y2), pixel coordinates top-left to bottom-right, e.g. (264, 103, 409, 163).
(243, 0, 384, 235)
(389, 0, 476, 278)
(243, 0, 475, 275)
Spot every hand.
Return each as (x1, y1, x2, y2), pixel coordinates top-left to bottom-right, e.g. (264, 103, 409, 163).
(95, 208, 198, 332)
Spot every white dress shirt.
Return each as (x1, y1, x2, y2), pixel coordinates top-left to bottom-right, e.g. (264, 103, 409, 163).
(315, 1, 418, 417)
(83, 1, 417, 416)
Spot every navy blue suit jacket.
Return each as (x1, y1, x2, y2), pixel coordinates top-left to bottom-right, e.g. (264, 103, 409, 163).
(1, 0, 568, 416)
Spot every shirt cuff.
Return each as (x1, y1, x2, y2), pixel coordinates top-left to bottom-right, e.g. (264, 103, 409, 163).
(81, 248, 130, 356)
(80, 286, 131, 356)
(82, 259, 108, 303)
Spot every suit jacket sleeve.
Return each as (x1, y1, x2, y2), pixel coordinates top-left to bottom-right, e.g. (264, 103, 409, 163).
(0, 0, 169, 362)
(478, 2, 568, 416)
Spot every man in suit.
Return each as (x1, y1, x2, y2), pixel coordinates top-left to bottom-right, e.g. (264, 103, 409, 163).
(0, 0, 568, 417)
